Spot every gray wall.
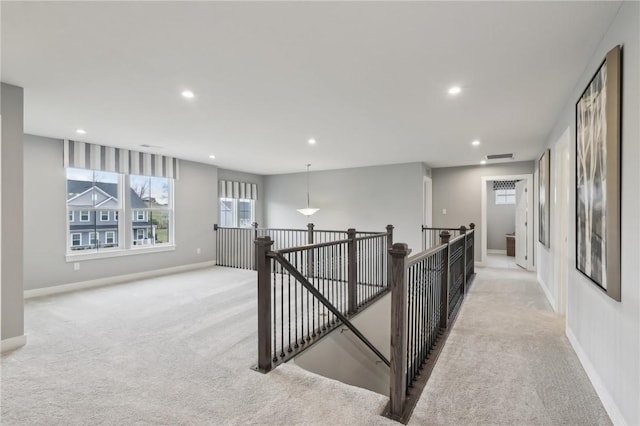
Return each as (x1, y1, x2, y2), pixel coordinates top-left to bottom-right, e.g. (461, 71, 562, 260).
(264, 162, 426, 252)
(432, 161, 534, 260)
(217, 168, 265, 226)
(1, 83, 24, 341)
(23, 135, 218, 291)
(537, 3, 639, 424)
(486, 182, 516, 251)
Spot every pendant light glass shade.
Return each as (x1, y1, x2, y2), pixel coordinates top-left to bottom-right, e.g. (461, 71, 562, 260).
(297, 164, 319, 217)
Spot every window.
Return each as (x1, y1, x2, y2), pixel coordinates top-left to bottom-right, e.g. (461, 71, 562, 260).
(219, 198, 255, 228)
(495, 189, 516, 205)
(130, 175, 173, 246)
(66, 168, 174, 257)
(105, 231, 116, 246)
(67, 168, 120, 253)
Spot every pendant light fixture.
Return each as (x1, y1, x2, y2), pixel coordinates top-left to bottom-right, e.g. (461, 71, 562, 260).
(297, 164, 320, 216)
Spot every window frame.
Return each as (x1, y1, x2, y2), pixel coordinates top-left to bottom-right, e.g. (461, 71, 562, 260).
(105, 231, 116, 245)
(495, 188, 516, 205)
(219, 197, 255, 228)
(100, 210, 109, 221)
(66, 170, 176, 261)
(71, 233, 81, 247)
(79, 210, 90, 222)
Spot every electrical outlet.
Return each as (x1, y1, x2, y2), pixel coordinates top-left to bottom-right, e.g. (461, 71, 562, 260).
(73, 262, 80, 271)
(196, 248, 201, 254)
(442, 208, 447, 215)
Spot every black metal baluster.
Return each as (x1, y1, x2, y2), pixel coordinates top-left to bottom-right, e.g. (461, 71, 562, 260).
(272, 261, 277, 362)
(280, 265, 285, 358)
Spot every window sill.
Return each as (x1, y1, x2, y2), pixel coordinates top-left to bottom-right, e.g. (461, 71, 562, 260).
(65, 245, 176, 262)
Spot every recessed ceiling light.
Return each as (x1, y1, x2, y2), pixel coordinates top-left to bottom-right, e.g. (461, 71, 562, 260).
(209, 154, 216, 159)
(472, 140, 480, 146)
(181, 90, 195, 99)
(308, 138, 316, 145)
(448, 86, 462, 95)
(76, 128, 86, 135)
(480, 160, 487, 165)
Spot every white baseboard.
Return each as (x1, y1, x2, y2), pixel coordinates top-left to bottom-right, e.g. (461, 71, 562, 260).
(537, 276, 557, 312)
(1, 335, 27, 353)
(487, 249, 507, 255)
(24, 261, 217, 299)
(475, 261, 485, 268)
(566, 327, 627, 426)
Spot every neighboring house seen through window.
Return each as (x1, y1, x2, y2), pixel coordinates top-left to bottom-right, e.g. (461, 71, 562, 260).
(66, 168, 174, 256)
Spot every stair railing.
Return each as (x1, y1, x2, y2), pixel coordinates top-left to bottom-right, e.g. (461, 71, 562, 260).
(254, 225, 394, 373)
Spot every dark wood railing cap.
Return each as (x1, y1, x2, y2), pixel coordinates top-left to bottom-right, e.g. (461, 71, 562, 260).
(389, 242, 411, 257)
(460, 225, 467, 234)
(469, 222, 475, 229)
(255, 236, 273, 246)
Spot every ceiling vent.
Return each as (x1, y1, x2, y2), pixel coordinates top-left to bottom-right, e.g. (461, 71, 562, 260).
(486, 153, 514, 160)
(139, 144, 163, 149)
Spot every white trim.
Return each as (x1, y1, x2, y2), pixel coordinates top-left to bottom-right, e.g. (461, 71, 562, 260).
(65, 244, 175, 262)
(566, 327, 626, 426)
(100, 210, 109, 221)
(1, 335, 27, 353)
(474, 261, 484, 268)
(79, 210, 90, 222)
(481, 174, 534, 269)
(25, 260, 217, 299)
(537, 276, 557, 312)
(487, 249, 507, 255)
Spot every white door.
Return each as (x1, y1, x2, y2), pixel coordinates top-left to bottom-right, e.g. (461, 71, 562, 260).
(515, 181, 528, 269)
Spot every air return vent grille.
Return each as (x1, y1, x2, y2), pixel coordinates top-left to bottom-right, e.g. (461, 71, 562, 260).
(486, 153, 514, 160)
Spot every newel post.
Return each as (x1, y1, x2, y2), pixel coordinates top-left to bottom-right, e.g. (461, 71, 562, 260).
(255, 236, 274, 372)
(252, 222, 259, 240)
(460, 225, 467, 295)
(389, 243, 410, 420)
(347, 228, 358, 314)
(386, 225, 394, 287)
(440, 231, 451, 329)
(469, 223, 475, 275)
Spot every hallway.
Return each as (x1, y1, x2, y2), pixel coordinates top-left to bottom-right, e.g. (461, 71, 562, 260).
(410, 266, 610, 425)
(1, 265, 610, 425)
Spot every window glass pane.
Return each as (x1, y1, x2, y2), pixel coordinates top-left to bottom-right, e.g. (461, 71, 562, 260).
(67, 168, 95, 208)
(238, 199, 254, 228)
(132, 211, 170, 246)
(150, 176, 170, 208)
(220, 198, 235, 227)
(130, 175, 150, 208)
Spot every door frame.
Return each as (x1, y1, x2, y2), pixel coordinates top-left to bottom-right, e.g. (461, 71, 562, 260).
(481, 174, 534, 270)
(553, 127, 571, 315)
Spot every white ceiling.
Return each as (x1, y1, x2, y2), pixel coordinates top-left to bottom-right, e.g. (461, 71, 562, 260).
(1, 1, 621, 175)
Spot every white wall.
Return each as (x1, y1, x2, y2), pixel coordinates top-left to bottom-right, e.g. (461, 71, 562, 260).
(432, 161, 534, 261)
(1, 83, 25, 343)
(23, 134, 219, 291)
(264, 162, 426, 252)
(537, 3, 639, 424)
(486, 182, 516, 251)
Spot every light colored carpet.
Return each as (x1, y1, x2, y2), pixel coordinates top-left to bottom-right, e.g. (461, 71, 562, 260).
(409, 266, 612, 426)
(1, 265, 610, 425)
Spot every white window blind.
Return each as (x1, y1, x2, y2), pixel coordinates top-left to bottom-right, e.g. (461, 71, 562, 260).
(64, 140, 179, 178)
(219, 180, 258, 200)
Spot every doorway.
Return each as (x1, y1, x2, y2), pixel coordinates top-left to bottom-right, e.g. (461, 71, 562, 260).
(481, 174, 534, 270)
